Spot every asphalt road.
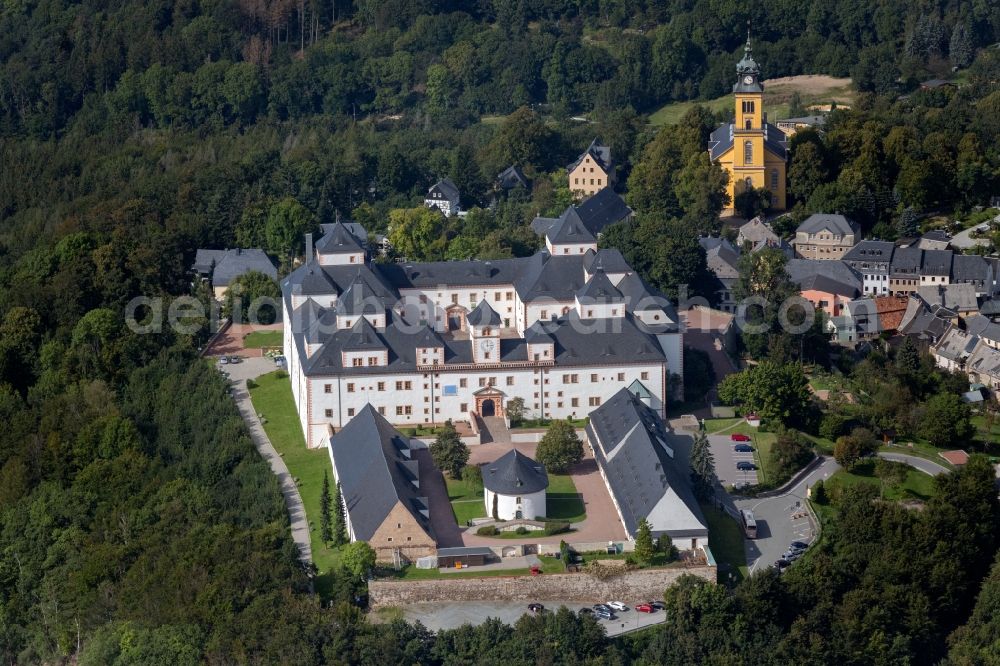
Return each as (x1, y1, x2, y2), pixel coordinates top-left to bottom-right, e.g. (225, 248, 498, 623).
(398, 600, 667, 636)
(728, 452, 949, 574)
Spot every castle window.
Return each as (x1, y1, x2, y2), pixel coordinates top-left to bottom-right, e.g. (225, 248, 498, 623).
(771, 169, 779, 190)
(744, 141, 753, 164)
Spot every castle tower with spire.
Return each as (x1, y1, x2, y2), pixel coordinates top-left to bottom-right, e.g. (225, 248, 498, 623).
(707, 23, 788, 216)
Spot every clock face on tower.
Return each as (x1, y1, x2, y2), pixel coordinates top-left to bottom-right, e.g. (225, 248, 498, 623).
(743, 75, 754, 85)
(479, 339, 496, 356)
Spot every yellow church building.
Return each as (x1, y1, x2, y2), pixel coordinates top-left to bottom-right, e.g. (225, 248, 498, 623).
(708, 34, 788, 216)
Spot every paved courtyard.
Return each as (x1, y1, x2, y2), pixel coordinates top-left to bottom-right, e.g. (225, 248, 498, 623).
(205, 322, 282, 358)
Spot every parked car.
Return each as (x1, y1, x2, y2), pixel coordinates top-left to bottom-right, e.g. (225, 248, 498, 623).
(734, 443, 754, 453)
(528, 603, 544, 613)
(594, 609, 614, 621)
(774, 558, 790, 571)
(783, 550, 802, 562)
(228, 355, 242, 364)
(607, 601, 628, 611)
(650, 601, 666, 611)
(790, 541, 809, 551)
(593, 603, 612, 613)
(731, 433, 751, 442)
(578, 607, 594, 616)
(736, 461, 757, 471)
(218, 357, 229, 365)
(635, 603, 654, 613)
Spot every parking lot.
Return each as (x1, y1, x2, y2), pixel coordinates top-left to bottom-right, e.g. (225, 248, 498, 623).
(708, 434, 759, 487)
(396, 600, 667, 637)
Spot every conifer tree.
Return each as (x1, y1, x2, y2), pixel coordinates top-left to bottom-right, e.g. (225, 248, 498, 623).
(320, 470, 332, 544)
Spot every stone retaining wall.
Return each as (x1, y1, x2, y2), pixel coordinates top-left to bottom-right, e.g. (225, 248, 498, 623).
(368, 566, 716, 608)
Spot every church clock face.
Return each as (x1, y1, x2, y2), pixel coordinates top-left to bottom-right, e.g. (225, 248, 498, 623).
(480, 339, 495, 355)
(744, 75, 754, 85)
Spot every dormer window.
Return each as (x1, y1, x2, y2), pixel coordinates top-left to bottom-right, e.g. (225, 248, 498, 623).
(483, 327, 491, 336)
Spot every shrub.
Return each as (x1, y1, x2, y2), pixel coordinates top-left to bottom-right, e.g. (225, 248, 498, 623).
(543, 521, 570, 536)
(515, 526, 529, 535)
(246, 378, 258, 389)
(274, 369, 288, 379)
(812, 479, 828, 504)
(476, 525, 498, 536)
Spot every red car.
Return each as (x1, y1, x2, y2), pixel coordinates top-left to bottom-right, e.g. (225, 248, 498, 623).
(635, 603, 654, 613)
(731, 433, 751, 442)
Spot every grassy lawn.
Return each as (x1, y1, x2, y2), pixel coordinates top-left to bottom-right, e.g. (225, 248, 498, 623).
(243, 330, 283, 348)
(649, 95, 733, 125)
(825, 459, 938, 502)
(248, 371, 345, 593)
(544, 473, 586, 522)
(446, 476, 486, 526)
(704, 418, 743, 434)
(447, 473, 586, 524)
(512, 417, 589, 429)
(807, 372, 846, 392)
(700, 503, 747, 584)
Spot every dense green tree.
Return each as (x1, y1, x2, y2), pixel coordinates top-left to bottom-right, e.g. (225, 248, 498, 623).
(333, 481, 348, 547)
(341, 541, 376, 579)
(265, 197, 315, 265)
(689, 432, 717, 500)
(224, 271, 281, 325)
(634, 517, 655, 564)
(387, 207, 448, 261)
(683, 347, 716, 403)
(429, 420, 469, 478)
(787, 141, 827, 203)
(320, 470, 333, 544)
(535, 420, 583, 474)
(919, 393, 974, 447)
(717, 361, 812, 427)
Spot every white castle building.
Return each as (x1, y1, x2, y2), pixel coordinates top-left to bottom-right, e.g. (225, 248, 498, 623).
(282, 217, 684, 449)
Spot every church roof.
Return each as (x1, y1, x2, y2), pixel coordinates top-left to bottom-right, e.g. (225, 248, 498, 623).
(708, 122, 788, 161)
(466, 299, 502, 327)
(316, 221, 364, 254)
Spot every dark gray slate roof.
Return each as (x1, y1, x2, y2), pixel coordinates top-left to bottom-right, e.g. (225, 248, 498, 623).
(207, 248, 277, 286)
(320, 221, 368, 242)
(428, 178, 460, 201)
(786, 259, 862, 294)
(586, 388, 706, 538)
(334, 273, 386, 316)
(567, 137, 612, 173)
(193, 249, 227, 274)
(379, 258, 522, 289)
(583, 248, 631, 275)
(890, 247, 923, 274)
(575, 187, 631, 233)
(708, 122, 788, 161)
(921, 249, 953, 276)
(577, 270, 623, 302)
(466, 299, 501, 327)
(316, 221, 364, 254)
(342, 317, 387, 351)
(951, 254, 990, 283)
(546, 208, 597, 245)
(917, 284, 978, 312)
(797, 213, 859, 236)
(843, 240, 895, 265)
(482, 449, 548, 495)
(328, 405, 432, 542)
(514, 253, 589, 302)
(700, 236, 740, 280)
(497, 165, 530, 190)
(979, 299, 1000, 317)
(921, 229, 951, 243)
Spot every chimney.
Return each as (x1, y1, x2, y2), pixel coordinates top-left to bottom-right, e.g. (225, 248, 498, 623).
(305, 233, 314, 263)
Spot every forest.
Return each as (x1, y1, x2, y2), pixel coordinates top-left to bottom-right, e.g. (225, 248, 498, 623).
(2, 0, 1000, 663)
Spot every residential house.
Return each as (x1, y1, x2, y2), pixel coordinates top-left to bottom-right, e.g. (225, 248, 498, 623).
(889, 247, 923, 295)
(774, 114, 827, 136)
(192, 248, 277, 299)
(735, 217, 791, 255)
(495, 165, 530, 193)
(964, 315, 1000, 350)
(980, 299, 1000, 320)
(842, 240, 894, 295)
(916, 283, 978, 315)
(966, 341, 1000, 390)
(899, 296, 953, 346)
(874, 295, 910, 335)
(916, 230, 951, 251)
(699, 236, 741, 313)
(932, 326, 979, 372)
(586, 386, 709, 550)
(327, 404, 436, 564)
(951, 254, 994, 297)
(786, 259, 862, 316)
(425, 178, 461, 216)
(834, 298, 879, 344)
(568, 138, 614, 197)
(919, 249, 953, 286)
(792, 213, 860, 260)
